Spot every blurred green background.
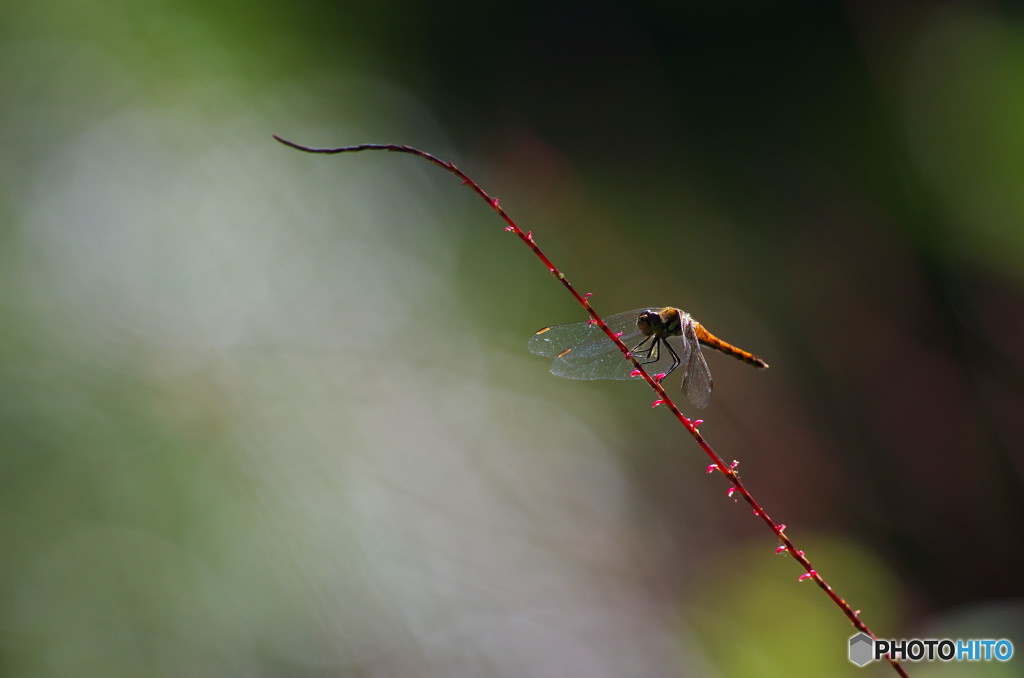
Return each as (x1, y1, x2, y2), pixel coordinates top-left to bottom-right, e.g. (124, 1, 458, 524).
(2, 1, 1023, 676)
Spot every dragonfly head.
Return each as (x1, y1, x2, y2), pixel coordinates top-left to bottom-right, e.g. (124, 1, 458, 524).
(636, 310, 662, 337)
(637, 307, 683, 338)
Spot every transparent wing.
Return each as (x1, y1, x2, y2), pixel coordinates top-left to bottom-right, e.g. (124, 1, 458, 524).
(679, 324, 713, 409)
(528, 308, 669, 381)
(528, 308, 649, 359)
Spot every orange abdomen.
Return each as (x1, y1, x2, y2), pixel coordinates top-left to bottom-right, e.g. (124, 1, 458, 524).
(693, 323, 769, 369)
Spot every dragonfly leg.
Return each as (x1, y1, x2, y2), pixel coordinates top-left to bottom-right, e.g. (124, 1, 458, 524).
(663, 339, 680, 376)
(631, 335, 657, 363)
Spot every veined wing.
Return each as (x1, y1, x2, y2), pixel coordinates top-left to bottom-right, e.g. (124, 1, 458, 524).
(680, 323, 713, 408)
(529, 307, 680, 381)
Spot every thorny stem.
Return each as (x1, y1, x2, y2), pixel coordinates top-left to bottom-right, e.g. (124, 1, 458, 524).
(273, 135, 910, 677)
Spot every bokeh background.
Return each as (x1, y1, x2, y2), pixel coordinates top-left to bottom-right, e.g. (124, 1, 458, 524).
(2, 1, 1022, 676)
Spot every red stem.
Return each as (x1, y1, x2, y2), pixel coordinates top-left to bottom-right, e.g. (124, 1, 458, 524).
(273, 135, 910, 677)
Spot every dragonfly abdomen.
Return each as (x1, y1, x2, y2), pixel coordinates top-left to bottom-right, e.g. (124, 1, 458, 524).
(693, 323, 769, 369)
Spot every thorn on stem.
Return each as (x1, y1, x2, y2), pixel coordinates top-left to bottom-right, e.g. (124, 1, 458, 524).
(798, 571, 817, 582)
(775, 545, 787, 554)
(651, 399, 665, 408)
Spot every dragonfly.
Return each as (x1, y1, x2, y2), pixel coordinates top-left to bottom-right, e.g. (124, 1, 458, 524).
(528, 307, 768, 408)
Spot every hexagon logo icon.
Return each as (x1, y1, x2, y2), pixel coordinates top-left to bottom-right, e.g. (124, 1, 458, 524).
(849, 632, 874, 666)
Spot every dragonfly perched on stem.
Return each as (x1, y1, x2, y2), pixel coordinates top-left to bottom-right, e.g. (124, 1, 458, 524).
(529, 307, 768, 408)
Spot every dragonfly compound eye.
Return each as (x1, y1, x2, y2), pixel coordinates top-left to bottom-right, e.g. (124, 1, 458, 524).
(636, 310, 659, 336)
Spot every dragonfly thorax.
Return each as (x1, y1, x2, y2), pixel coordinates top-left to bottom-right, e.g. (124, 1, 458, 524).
(636, 307, 686, 339)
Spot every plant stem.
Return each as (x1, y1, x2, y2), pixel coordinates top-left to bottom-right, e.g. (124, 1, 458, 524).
(273, 135, 909, 677)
